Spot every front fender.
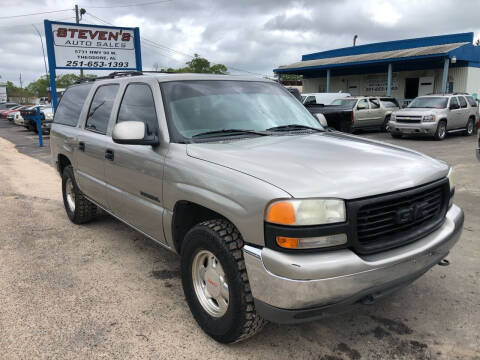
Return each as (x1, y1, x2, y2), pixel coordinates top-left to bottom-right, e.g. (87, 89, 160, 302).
(163, 144, 289, 248)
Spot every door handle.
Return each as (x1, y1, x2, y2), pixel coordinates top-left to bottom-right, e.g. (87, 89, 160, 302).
(78, 141, 85, 152)
(105, 149, 114, 161)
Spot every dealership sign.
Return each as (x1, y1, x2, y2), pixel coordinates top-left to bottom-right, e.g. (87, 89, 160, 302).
(44, 20, 142, 109)
(50, 23, 139, 70)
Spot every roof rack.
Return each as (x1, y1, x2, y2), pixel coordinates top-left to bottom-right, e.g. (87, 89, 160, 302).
(75, 70, 187, 84)
(75, 71, 143, 84)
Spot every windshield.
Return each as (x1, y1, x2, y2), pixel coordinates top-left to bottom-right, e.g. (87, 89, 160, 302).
(330, 99, 357, 108)
(161, 80, 323, 140)
(408, 97, 448, 109)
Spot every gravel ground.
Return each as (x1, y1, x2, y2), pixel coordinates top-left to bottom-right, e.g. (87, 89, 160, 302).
(0, 121, 479, 360)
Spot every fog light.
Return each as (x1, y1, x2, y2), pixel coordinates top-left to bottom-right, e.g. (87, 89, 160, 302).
(276, 234, 347, 249)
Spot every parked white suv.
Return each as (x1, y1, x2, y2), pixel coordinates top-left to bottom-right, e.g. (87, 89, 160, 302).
(301, 92, 350, 106)
(389, 94, 478, 140)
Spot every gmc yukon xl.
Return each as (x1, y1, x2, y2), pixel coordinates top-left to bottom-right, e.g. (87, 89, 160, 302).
(50, 72, 464, 343)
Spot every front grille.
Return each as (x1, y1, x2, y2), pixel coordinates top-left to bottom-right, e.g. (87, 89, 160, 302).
(396, 119, 421, 123)
(395, 115, 422, 124)
(349, 179, 449, 254)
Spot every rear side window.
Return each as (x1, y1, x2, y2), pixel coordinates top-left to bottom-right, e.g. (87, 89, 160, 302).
(54, 84, 92, 126)
(458, 96, 468, 108)
(117, 83, 158, 134)
(380, 98, 399, 108)
(85, 84, 119, 134)
(466, 95, 477, 107)
(369, 98, 380, 108)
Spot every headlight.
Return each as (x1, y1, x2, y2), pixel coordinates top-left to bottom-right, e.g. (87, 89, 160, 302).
(390, 114, 396, 121)
(447, 167, 454, 207)
(45, 114, 53, 120)
(266, 199, 346, 226)
(423, 115, 435, 122)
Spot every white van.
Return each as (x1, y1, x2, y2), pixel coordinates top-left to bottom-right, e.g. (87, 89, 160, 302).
(301, 92, 351, 106)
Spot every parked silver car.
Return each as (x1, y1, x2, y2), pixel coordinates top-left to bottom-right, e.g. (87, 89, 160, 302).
(389, 94, 478, 140)
(50, 73, 463, 343)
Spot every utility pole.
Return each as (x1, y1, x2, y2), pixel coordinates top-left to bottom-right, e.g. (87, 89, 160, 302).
(75, 4, 84, 79)
(19, 73, 23, 89)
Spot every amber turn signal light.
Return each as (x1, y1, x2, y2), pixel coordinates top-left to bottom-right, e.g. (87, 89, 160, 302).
(266, 201, 296, 225)
(276, 236, 299, 249)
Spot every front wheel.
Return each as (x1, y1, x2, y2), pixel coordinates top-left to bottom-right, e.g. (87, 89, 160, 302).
(465, 118, 474, 136)
(382, 115, 391, 132)
(181, 219, 266, 343)
(434, 120, 447, 141)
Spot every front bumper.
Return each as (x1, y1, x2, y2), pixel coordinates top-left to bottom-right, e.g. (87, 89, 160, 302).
(388, 120, 437, 135)
(244, 204, 463, 324)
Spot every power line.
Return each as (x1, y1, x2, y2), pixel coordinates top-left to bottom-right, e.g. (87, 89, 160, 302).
(0, 8, 72, 20)
(0, 17, 75, 28)
(86, 12, 266, 77)
(87, 0, 173, 9)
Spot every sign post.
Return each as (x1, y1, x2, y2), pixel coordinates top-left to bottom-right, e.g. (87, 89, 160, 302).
(43, 20, 142, 111)
(34, 106, 43, 147)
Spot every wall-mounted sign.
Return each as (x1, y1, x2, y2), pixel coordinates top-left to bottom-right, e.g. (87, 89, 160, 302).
(44, 20, 142, 110)
(364, 74, 398, 93)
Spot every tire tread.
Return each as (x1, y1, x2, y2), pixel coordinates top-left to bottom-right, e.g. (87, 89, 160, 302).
(198, 219, 267, 342)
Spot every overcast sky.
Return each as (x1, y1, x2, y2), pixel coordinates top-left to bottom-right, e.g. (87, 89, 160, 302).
(1, 0, 480, 86)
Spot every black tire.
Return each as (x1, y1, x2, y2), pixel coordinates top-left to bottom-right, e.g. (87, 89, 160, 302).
(465, 117, 475, 136)
(390, 132, 402, 139)
(62, 165, 97, 224)
(181, 219, 266, 343)
(434, 120, 447, 141)
(382, 115, 391, 132)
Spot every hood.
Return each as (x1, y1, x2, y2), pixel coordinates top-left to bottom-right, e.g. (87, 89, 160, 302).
(186, 133, 448, 199)
(395, 107, 445, 117)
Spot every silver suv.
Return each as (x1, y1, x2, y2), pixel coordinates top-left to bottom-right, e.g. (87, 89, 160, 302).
(50, 72, 463, 343)
(331, 96, 400, 130)
(389, 94, 478, 140)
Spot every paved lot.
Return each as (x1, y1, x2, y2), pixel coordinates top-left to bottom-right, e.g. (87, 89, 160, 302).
(0, 121, 479, 360)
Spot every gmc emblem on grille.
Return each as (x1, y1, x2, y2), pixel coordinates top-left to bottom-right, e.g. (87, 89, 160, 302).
(395, 201, 430, 225)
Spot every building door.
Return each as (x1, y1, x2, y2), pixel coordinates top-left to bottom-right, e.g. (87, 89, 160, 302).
(405, 78, 419, 99)
(347, 80, 360, 95)
(418, 77, 434, 96)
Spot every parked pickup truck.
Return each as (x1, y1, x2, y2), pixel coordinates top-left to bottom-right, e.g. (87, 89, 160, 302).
(389, 94, 478, 140)
(51, 73, 463, 343)
(306, 96, 400, 133)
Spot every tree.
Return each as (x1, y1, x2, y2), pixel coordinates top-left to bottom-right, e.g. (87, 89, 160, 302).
(6, 81, 33, 98)
(25, 73, 97, 97)
(160, 54, 228, 74)
(26, 76, 49, 97)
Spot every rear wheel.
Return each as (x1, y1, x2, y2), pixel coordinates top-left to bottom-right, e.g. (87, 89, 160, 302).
(181, 219, 266, 343)
(434, 120, 447, 141)
(62, 165, 97, 224)
(465, 118, 474, 136)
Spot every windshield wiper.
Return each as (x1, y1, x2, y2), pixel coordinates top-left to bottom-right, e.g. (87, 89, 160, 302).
(266, 124, 324, 132)
(192, 129, 269, 139)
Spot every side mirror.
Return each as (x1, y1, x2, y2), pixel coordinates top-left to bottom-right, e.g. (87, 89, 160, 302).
(112, 121, 159, 146)
(449, 103, 459, 110)
(315, 113, 328, 128)
(357, 103, 367, 110)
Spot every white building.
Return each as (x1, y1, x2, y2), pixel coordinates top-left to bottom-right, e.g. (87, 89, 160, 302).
(274, 33, 480, 103)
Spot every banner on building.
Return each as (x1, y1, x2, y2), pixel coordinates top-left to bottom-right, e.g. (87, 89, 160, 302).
(364, 74, 398, 94)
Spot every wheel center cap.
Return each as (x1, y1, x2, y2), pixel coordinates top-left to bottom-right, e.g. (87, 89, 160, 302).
(205, 268, 221, 297)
